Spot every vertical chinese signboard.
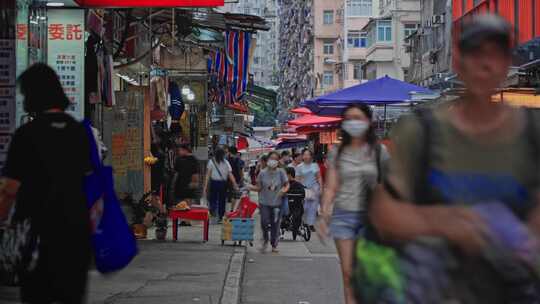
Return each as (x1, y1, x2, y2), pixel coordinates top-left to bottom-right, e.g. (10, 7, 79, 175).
(47, 9, 85, 121)
(15, 0, 29, 128)
(0, 0, 16, 168)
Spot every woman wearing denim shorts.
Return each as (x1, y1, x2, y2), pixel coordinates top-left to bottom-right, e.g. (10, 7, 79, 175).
(318, 105, 389, 304)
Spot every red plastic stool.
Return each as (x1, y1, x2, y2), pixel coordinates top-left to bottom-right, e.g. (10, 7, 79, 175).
(169, 208, 210, 242)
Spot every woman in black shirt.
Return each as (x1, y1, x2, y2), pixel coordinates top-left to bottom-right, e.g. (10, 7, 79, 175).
(0, 64, 92, 303)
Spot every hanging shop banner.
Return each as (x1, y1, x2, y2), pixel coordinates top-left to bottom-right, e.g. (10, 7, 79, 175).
(320, 130, 340, 145)
(16, 0, 29, 128)
(47, 9, 85, 121)
(74, 0, 224, 7)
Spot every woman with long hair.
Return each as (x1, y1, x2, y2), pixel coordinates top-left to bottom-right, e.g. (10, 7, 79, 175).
(0, 63, 93, 303)
(318, 104, 389, 304)
(203, 147, 238, 223)
(296, 149, 323, 231)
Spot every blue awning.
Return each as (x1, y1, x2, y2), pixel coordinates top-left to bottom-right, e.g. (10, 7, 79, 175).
(307, 76, 437, 116)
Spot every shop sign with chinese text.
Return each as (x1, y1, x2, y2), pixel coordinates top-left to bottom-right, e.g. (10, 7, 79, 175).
(47, 9, 85, 121)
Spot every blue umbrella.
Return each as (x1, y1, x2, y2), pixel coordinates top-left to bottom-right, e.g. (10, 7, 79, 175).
(307, 76, 436, 116)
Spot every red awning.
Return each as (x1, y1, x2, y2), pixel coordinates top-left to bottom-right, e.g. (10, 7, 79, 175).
(290, 107, 313, 115)
(287, 115, 342, 126)
(296, 125, 339, 135)
(74, 0, 223, 7)
(237, 136, 249, 150)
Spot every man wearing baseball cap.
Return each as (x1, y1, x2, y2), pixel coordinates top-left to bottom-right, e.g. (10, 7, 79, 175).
(364, 14, 540, 302)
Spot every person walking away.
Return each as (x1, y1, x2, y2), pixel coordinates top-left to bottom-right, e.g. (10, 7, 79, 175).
(318, 105, 390, 304)
(173, 144, 199, 225)
(317, 153, 328, 184)
(203, 148, 238, 223)
(280, 150, 292, 167)
(250, 152, 289, 253)
(285, 167, 306, 237)
(227, 147, 245, 211)
(370, 14, 540, 302)
(279, 152, 292, 218)
(0, 64, 92, 304)
(297, 149, 323, 231)
(288, 153, 302, 175)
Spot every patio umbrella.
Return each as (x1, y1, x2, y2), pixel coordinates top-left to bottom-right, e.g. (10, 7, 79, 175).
(307, 76, 436, 116)
(290, 107, 313, 115)
(287, 115, 342, 126)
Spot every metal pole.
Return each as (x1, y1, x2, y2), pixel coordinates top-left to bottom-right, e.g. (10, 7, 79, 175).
(383, 104, 387, 136)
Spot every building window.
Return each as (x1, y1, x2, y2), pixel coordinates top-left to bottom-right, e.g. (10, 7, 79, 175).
(244, 7, 250, 14)
(323, 10, 334, 25)
(348, 0, 372, 17)
(353, 63, 362, 79)
(377, 20, 392, 42)
(403, 23, 419, 39)
(323, 71, 334, 87)
(403, 68, 409, 80)
(347, 31, 367, 48)
(323, 41, 334, 55)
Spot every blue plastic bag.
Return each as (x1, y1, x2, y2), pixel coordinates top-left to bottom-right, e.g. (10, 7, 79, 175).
(83, 121, 138, 273)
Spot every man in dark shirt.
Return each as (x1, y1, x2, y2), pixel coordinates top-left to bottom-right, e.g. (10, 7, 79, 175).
(227, 146, 244, 187)
(173, 144, 199, 205)
(227, 146, 244, 211)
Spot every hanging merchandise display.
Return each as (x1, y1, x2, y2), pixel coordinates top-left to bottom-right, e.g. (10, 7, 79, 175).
(168, 81, 185, 120)
(189, 109, 198, 146)
(207, 30, 252, 105)
(97, 49, 115, 107)
(150, 76, 167, 114)
(168, 81, 184, 136)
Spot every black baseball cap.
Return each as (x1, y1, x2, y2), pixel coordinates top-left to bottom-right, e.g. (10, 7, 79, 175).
(458, 14, 512, 54)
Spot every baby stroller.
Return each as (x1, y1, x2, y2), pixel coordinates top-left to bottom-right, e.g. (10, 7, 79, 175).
(281, 182, 311, 241)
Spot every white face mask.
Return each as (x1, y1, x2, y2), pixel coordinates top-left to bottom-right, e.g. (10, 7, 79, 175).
(267, 159, 279, 169)
(342, 120, 369, 138)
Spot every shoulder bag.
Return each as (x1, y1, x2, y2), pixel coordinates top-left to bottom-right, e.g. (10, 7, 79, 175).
(83, 120, 138, 273)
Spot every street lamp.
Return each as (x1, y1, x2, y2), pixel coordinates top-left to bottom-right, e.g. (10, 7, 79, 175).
(181, 85, 190, 95)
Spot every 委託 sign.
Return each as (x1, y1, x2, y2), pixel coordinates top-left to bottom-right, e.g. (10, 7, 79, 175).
(47, 9, 85, 121)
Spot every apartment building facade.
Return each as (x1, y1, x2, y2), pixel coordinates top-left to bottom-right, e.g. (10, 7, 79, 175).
(362, 0, 421, 81)
(276, 0, 314, 110)
(224, 0, 279, 88)
(407, 0, 453, 89)
(312, 0, 379, 96)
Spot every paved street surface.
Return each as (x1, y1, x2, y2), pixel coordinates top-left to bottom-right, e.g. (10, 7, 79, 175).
(242, 213, 344, 304)
(0, 202, 344, 304)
